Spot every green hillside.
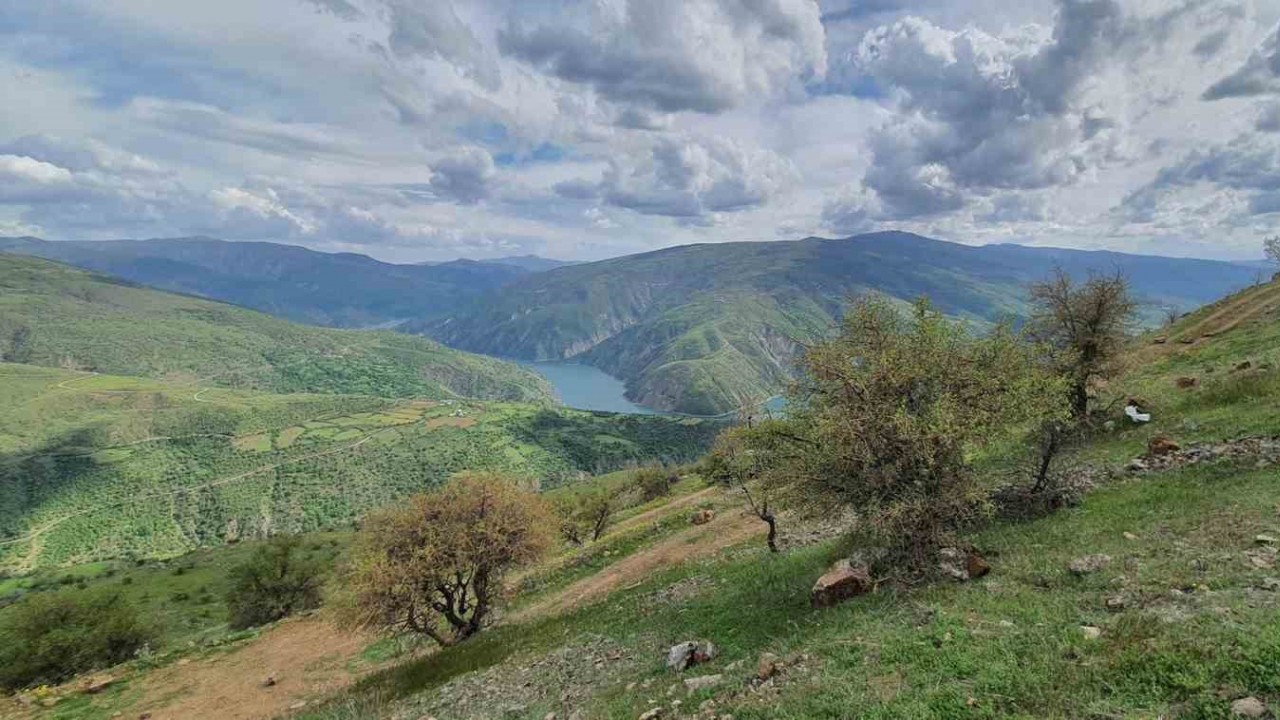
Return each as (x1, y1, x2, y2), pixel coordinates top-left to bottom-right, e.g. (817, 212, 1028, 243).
(422, 232, 1259, 414)
(0, 236, 531, 328)
(0, 363, 718, 570)
(0, 252, 553, 403)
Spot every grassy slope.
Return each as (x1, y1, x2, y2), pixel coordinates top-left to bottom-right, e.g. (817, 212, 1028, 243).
(0, 364, 718, 570)
(423, 232, 1258, 414)
(296, 280, 1280, 719)
(0, 253, 553, 403)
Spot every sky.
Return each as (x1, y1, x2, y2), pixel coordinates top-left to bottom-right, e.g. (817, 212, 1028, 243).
(1, 0, 1279, 263)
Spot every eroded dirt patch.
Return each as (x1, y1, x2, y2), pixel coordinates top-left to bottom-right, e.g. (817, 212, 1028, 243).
(513, 509, 764, 621)
(132, 615, 378, 720)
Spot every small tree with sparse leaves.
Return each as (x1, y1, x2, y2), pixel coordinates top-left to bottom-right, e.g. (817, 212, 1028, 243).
(1265, 236, 1280, 271)
(340, 473, 553, 646)
(716, 296, 1064, 567)
(1028, 268, 1137, 420)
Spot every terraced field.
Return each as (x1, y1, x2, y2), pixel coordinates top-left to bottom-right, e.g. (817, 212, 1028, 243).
(0, 364, 719, 570)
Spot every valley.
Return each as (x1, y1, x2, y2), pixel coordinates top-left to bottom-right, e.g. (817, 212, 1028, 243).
(2, 271, 1277, 719)
(421, 232, 1261, 414)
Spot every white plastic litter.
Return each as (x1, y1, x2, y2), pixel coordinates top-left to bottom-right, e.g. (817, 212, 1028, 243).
(1124, 404, 1151, 423)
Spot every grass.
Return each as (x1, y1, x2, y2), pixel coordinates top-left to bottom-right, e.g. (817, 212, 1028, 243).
(299, 460, 1280, 720)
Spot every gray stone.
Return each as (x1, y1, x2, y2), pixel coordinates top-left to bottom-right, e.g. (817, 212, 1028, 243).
(1231, 696, 1266, 718)
(683, 674, 724, 693)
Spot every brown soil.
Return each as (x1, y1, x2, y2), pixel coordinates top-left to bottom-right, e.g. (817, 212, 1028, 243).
(512, 507, 764, 621)
(131, 615, 377, 720)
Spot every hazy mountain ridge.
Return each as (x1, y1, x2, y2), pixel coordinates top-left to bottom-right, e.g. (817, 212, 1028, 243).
(422, 232, 1261, 414)
(0, 253, 554, 403)
(0, 236, 532, 328)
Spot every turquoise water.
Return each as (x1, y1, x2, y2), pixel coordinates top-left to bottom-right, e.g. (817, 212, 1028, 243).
(521, 361, 658, 415)
(522, 360, 787, 417)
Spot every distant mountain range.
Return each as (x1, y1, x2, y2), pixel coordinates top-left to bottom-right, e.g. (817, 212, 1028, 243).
(0, 236, 564, 328)
(419, 232, 1262, 415)
(4, 233, 1263, 416)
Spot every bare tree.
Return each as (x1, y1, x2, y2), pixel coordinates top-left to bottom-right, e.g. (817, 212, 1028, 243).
(1265, 236, 1280, 271)
(1028, 268, 1137, 420)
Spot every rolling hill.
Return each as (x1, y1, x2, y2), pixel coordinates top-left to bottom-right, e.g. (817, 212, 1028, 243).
(0, 236, 532, 328)
(0, 253, 553, 403)
(420, 232, 1261, 414)
(0, 364, 718, 569)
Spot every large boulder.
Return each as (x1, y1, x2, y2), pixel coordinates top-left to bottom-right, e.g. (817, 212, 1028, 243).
(811, 559, 872, 608)
(690, 509, 716, 525)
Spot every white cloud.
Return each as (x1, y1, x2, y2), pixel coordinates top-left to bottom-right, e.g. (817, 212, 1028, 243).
(0, 0, 1279, 261)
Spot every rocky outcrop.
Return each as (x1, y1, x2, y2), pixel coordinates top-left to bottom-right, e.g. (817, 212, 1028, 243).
(811, 559, 872, 608)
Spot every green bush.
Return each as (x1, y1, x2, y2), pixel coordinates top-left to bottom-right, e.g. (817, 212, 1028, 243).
(0, 589, 156, 690)
(225, 535, 324, 630)
(634, 466, 678, 502)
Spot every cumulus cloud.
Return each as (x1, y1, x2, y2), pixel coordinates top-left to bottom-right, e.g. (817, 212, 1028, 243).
(598, 135, 797, 217)
(846, 0, 1125, 220)
(304, 0, 499, 88)
(1203, 24, 1280, 99)
(0, 155, 77, 202)
(1122, 134, 1280, 224)
(499, 0, 827, 114)
(427, 147, 496, 204)
(1260, 103, 1280, 132)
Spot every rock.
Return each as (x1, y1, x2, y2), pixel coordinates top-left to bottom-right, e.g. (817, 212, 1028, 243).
(811, 559, 872, 608)
(1127, 458, 1149, 473)
(1255, 534, 1278, 546)
(690, 509, 716, 525)
(83, 675, 115, 694)
(683, 675, 724, 693)
(1234, 361, 1253, 373)
(262, 675, 277, 688)
(1231, 696, 1266, 718)
(666, 641, 716, 672)
(543, 713, 557, 720)
(1147, 436, 1181, 457)
(665, 640, 696, 671)
(1104, 595, 1127, 611)
(693, 641, 718, 664)
(1123, 532, 1138, 541)
(1175, 376, 1198, 389)
(290, 701, 309, 710)
(756, 652, 782, 681)
(1152, 336, 1167, 344)
(638, 709, 663, 720)
(1069, 554, 1112, 576)
(1080, 625, 1102, 640)
(966, 551, 991, 579)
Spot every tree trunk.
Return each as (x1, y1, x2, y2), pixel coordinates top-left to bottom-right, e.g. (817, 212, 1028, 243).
(1070, 379, 1089, 419)
(762, 511, 779, 553)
